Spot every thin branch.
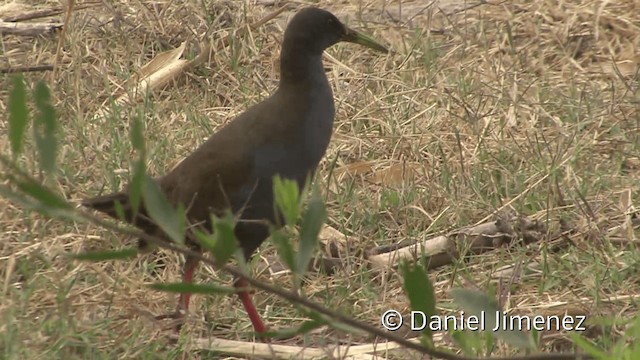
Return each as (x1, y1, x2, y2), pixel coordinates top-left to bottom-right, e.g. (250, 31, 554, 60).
(0, 154, 590, 360)
(0, 64, 54, 74)
(50, 0, 75, 81)
(71, 210, 593, 360)
(0, 20, 62, 36)
(1, 2, 100, 22)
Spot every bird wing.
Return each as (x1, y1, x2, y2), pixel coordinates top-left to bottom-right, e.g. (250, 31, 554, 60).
(159, 116, 257, 223)
(82, 100, 277, 236)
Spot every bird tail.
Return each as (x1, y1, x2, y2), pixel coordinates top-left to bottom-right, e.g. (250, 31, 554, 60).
(81, 192, 156, 250)
(81, 192, 131, 220)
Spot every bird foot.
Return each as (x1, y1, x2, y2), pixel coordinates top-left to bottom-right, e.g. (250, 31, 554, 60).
(154, 309, 186, 332)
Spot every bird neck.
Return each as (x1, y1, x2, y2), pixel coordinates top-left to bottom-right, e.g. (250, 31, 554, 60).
(279, 49, 328, 89)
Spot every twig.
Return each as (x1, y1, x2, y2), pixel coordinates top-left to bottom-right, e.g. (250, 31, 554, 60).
(0, 154, 591, 360)
(0, 64, 54, 74)
(50, 0, 75, 81)
(72, 214, 592, 360)
(184, 335, 411, 359)
(367, 217, 530, 270)
(0, 20, 61, 36)
(1, 2, 101, 22)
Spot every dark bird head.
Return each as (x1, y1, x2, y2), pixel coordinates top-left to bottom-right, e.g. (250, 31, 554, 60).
(282, 7, 388, 56)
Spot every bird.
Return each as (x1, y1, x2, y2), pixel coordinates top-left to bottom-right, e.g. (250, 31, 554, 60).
(82, 7, 388, 334)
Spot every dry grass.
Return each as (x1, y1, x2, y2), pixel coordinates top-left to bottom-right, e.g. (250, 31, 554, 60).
(1, 0, 639, 358)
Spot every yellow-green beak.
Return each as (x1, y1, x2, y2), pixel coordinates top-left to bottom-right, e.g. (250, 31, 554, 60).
(342, 27, 389, 53)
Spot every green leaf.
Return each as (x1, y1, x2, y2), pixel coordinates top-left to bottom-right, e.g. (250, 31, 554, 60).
(71, 248, 138, 261)
(568, 334, 608, 360)
(296, 190, 326, 276)
(211, 212, 238, 265)
(194, 228, 214, 253)
(32, 81, 58, 175)
(271, 229, 296, 273)
(8, 75, 29, 157)
(400, 261, 436, 346)
(0, 185, 37, 208)
(483, 330, 495, 356)
(129, 156, 145, 218)
(273, 175, 300, 226)
(142, 175, 185, 244)
(0, 185, 81, 222)
(15, 179, 70, 209)
(630, 316, 640, 360)
(128, 117, 146, 218)
(149, 282, 234, 294)
(196, 212, 238, 265)
(450, 288, 536, 350)
(450, 329, 476, 356)
(130, 115, 146, 151)
(113, 200, 126, 221)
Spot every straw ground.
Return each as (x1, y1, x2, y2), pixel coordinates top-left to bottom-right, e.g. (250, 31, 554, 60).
(1, 0, 639, 358)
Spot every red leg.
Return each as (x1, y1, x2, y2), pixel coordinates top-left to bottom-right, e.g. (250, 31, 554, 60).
(177, 255, 199, 314)
(155, 255, 199, 328)
(235, 278, 267, 334)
